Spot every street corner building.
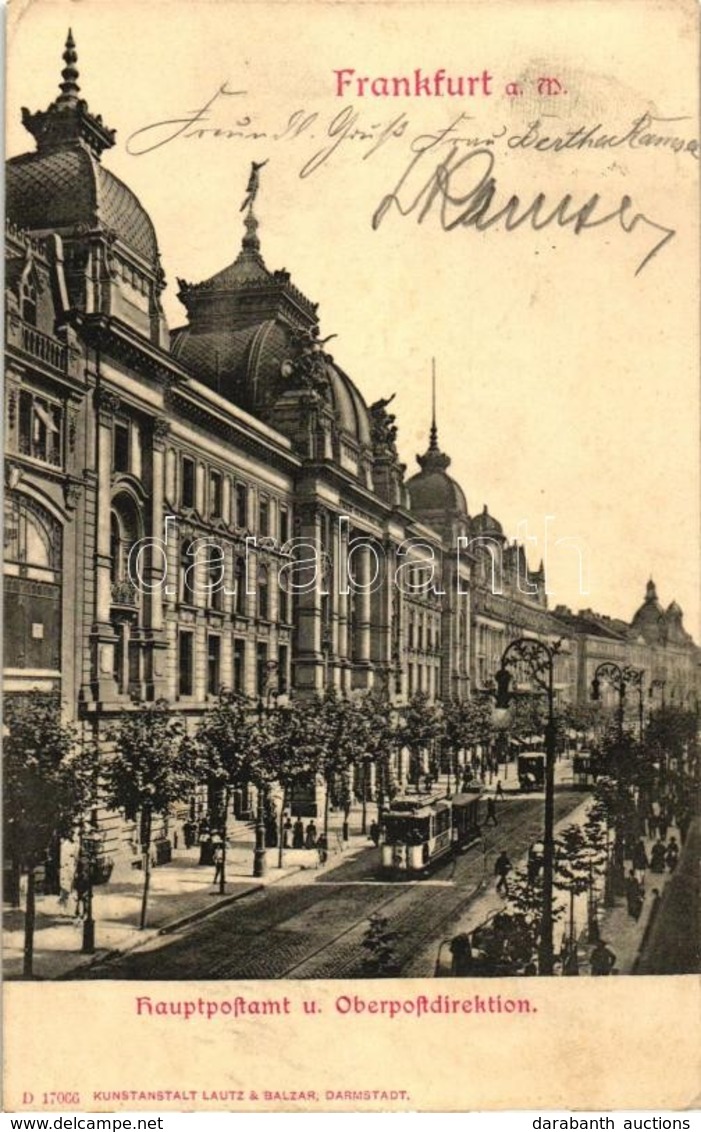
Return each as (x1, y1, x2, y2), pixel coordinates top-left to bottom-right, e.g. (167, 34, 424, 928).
(4, 33, 701, 878)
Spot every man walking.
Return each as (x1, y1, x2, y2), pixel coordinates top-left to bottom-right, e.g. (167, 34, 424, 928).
(485, 797, 498, 827)
(494, 850, 512, 896)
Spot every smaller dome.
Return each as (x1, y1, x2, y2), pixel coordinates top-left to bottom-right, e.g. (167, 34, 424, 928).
(406, 420, 468, 517)
(471, 504, 503, 537)
(667, 600, 683, 617)
(406, 470, 468, 516)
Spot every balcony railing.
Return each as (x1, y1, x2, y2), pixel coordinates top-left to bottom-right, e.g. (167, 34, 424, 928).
(19, 323, 68, 373)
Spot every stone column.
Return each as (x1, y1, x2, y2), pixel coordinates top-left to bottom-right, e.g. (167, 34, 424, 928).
(93, 390, 120, 700)
(294, 503, 324, 694)
(147, 418, 170, 698)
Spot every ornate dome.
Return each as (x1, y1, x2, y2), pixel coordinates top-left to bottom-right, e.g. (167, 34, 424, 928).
(6, 32, 160, 273)
(405, 417, 468, 517)
(172, 210, 371, 445)
(7, 148, 159, 268)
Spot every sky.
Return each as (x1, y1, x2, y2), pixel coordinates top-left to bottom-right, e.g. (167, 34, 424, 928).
(6, 0, 700, 637)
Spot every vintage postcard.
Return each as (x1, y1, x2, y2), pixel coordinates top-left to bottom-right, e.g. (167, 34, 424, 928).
(3, 0, 700, 1114)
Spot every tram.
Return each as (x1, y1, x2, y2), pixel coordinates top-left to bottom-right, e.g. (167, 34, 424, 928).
(380, 788, 483, 876)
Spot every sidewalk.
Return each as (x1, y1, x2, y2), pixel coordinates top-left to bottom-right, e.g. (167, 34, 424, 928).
(3, 819, 375, 981)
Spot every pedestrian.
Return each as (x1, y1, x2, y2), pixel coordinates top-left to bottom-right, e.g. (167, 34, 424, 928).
(212, 842, 224, 886)
(632, 838, 649, 886)
(657, 810, 669, 841)
(292, 817, 305, 849)
(590, 939, 617, 976)
(650, 838, 666, 873)
(73, 856, 88, 919)
(494, 850, 512, 895)
(316, 833, 329, 867)
(485, 797, 498, 827)
(527, 842, 543, 885)
(665, 837, 679, 872)
(646, 809, 658, 840)
(495, 779, 505, 802)
(625, 869, 644, 920)
(282, 816, 292, 849)
(369, 820, 380, 847)
(305, 820, 318, 850)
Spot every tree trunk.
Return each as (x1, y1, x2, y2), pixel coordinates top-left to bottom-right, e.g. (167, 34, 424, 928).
(278, 785, 288, 869)
(23, 866, 36, 979)
(139, 805, 153, 930)
(361, 762, 368, 835)
(220, 786, 229, 894)
(323, 779, 330, 838)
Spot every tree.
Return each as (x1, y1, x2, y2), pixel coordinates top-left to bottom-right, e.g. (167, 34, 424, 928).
(361, 912, 400, 976)
(194, 692, 254, 893)
(3, 691, 91, 977)
(555, 824, 605, 974)
(103, 701, 195, 929)
(247, 702, 321, 869)
(443, 697, 494, 790)
(399, 692, 443, 788)
(357, 693, 397, 831)
(315, 689, 371, 839)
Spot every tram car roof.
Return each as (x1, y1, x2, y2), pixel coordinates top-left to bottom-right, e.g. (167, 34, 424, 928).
(450, 789, 484, 805)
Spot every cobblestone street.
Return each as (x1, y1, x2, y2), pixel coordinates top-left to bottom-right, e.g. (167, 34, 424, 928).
(78, 792, 585, 980)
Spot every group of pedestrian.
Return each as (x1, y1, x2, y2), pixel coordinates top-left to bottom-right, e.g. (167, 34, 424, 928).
(281, 816, 330, 865)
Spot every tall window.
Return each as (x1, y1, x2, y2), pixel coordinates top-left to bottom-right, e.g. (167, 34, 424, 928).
(234, 556, 247, 616)
(233, 639, 246, 693)
(180, 539, 197, 604)
(235, 483, 248, 528)
(207, 635, 221, 696)
(21, 280, 37, 325)
(256, 642, 269, 698)
(18, 391, 62, 467)
(178, 630, 194, 697)
(279, 507, 289, 545)
(113, 422, 130, 473)
(209, 470, 223, 519)
(278, 645, 289, 694)
(258, 564, 269, 620)
(259, 496, 269, 537)
(181, 457, 195, 509)
(279, 572, 289, 624)
(207, 542, 224, 610)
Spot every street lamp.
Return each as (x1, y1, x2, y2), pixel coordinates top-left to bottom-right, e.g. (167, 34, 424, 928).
(80, 827, 101, 954)
(253, 664, 280, 878)
(591, 662, 645, 740)
(493, 637, 560, 977)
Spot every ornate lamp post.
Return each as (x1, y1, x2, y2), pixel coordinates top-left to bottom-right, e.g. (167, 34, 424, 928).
(494, 637, 560, 977)
(80, 828, 101, 954)
(591, 662, 645, 739)
(254, 662, 280, 879)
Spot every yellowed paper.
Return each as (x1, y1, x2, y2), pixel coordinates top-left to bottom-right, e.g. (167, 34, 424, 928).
(4, 0, 700, 1114)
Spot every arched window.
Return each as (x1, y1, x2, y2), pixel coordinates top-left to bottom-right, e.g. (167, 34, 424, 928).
(4, 494, 62, 672)
(110, 496, 142, 603)
(258, 564, 269, 620)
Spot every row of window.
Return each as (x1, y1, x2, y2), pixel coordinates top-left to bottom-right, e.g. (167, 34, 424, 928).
(178, 542, 291, 622)
(177, 633, 289, 700)
(408, 613, 441, 653)
(180, 455, 290, 539)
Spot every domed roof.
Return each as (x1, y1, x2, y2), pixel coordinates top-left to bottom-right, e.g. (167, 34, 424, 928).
(6, 31, 160, 272)
(405, 418, 468, 517)
(667, 600, 683, 617)
(172, 317, 371, 444)
(471, 504, 504, 537)
(7, 148, 159, 267)
(172, 208, 371, 445)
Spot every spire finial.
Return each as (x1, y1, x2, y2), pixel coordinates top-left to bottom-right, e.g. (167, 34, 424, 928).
(429, 357, 438, 451)
(57, 28, 80, 104)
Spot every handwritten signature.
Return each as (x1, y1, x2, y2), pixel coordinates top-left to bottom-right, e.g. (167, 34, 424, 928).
(372, 145, 675, 274)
